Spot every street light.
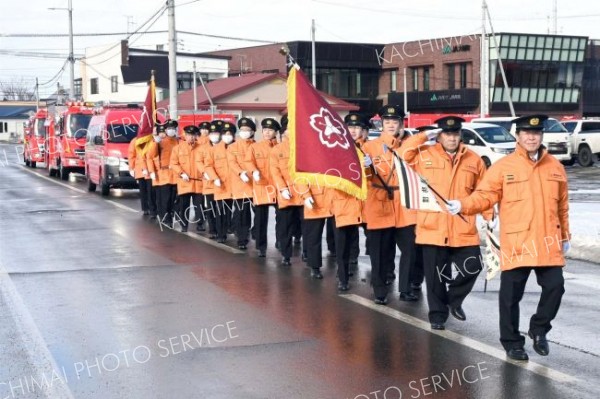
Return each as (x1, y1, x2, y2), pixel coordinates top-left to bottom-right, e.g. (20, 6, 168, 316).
(48, 0, 74, 100)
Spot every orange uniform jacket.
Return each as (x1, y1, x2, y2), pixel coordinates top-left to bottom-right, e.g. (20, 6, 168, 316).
(460, 144, 570, 270)
(195, 142, 214, 195)
(128, 138, 149, 179)
(269, 138, 303, 208)
(197, 135, 210, 147)
(169, 141, 203, 195)
(227, 138, 255, 200)
(296, 183, 332, 220)
(204, 141, 232, 200)
(245, 138, 278, 205)
(146, 137, 178, 186)
(361, 134, 417, 229)
(399, 132, 492, 247)
(326, 188, 363, 227)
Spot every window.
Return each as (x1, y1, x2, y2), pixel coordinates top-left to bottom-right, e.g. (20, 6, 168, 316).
(447, 64, 455, 90)
(423, 67, 430, 91)
(390, 70, 397, 91)
(0, 122, 7, 133)
(461, 129, 484, 146)
(411, 68, 418, 91)
(459, 64, 468, 88)
(111, 76, 118, 93)
(74, 78, 82, 97)
(90, 78, 98, 95)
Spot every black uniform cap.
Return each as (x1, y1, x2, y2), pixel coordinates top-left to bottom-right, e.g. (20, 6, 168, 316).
(415, 125, 437, 132)
(155, 122, 167, 133)
(378, 104, 405, 120)
(198, 121, 211, 130)
(183, 125, 200, 136)
(222, 122, 237, 134)
(165, 119, 178, 129)
(209, 120, 223, 133)
(513, 114, 548, 131)
(237, 117, 256, 131)
(261, 118, 281, 131)
(434, 116, 465, 132)
(344, 112, 366, 127)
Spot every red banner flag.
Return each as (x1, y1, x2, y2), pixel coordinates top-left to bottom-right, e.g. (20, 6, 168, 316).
(287, 67, 367, 199)
(138, 74, 156, 136)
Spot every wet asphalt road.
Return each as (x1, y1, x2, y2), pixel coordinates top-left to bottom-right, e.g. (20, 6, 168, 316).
(1, 143, 599, 399)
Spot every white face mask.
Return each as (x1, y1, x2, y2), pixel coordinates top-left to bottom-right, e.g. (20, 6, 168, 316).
(153, 135, 161, 143)
(239, 130, 253, 140)
(222, 135, 233, 144)
(209, 133, 220, 144)
(166, 128, 177, 137)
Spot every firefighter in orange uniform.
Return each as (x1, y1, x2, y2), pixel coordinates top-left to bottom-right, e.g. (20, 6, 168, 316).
(205, 122, 234, 243)
(399, 116, 492, 331)
(169, 125, 203, 233)
(245, 118, 279, 257)
(197, 121, 211, 147)
(129, 134, 156, 218)
(361, 104, 418, 305)
(447, 114, 570, 361)
(228, 118, 255, 250)
(270, 115, 304, 265)
(197, 122, 223, 239)
(146, 120, 179, 227)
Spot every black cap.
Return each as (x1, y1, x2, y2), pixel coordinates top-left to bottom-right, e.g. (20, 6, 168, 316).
(155, 122, 167, 133)
(280, 114, 288, 132)
(222, 122, 237, 134)
(261, 118, 281, 131)
(165, 119, 178, 129)
(198, 121, 211, 130)
(378, 104, 405, 120)
(513, 114, 548, 131)
(434, 116, 465, 132)
(209, 121, 223, 133)
(237, 117, 256, 131)
(344, 112, 366, 127)
(183, 125, 200, 136)
(415, 125, 437, 132)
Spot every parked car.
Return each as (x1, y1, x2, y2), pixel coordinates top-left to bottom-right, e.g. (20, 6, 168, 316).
(460, 123, 516, 167)
(471, 116, 571, 163)
(560, 119, 600, 166)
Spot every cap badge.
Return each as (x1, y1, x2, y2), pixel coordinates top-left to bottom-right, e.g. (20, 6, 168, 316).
(530, 118, 539, 126)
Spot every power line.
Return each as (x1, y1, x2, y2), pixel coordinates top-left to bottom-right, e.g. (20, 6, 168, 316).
(0, 31, 167, 38)
(177, 31, 281, 44)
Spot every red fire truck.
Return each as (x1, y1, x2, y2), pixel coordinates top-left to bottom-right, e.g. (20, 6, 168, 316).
(23, 108, 49, 168)
(46, 102, 94, 180)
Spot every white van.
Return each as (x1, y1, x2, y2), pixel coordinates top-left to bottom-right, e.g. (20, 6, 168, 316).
(471, 117, 571, 162)
(560, 119, 600, 166)
(460, 122, 516, 167)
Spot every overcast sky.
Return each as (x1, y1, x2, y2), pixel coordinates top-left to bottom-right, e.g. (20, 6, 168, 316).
(1, 0, 598, 97)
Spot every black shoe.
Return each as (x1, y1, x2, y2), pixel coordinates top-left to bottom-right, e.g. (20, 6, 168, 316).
(209, 234, 218, 240)
(337, 282, 349, 291)
(374, 297, 388, 305)
(430, 323, 445, 330)
(348, 271, 354, 277)
(450, 306, 466, 321)
(506, 348, 529, 361)
(302, 253, 308, 262)
(410, 282, 422, 291)
(181, 226, 188, 233)
(349, 258, 358, 265)
(196, 224, 205, 232)
(399, 292, 419, 302)
(311, 269, 323, 279)
(258, 250, 266, 258)
(238, 244, 247, 250)
(528, 332, 549, 356)
(143, 210, 150, 216)
(217, 238, 226, 243)
(281, 258, 291, 266)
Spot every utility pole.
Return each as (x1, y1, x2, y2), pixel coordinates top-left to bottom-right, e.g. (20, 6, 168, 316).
(311, 19, 316, 87)
(48, 0, 74, 100)
(167, 0, 178, 120)
(35, 78, 40, 110)
(480, 0, 488, 117)
(193, 61, 198, 112)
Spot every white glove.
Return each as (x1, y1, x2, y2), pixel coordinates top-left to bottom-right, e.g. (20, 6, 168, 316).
(142, 169, 148, 177)
(426, 128, 442, 140)
(181, 173, 190, 182)
(304, 197, 315, 209)
(129, 170, 135, 177)
(214, 178, 222, 187)
(281, 188, 291, 200)
(487, 217, 498, 230)
(252, 170, 261, 182)
(150, 172, 156, 180)
(446, 200, 462, 215)
(240, 171, 250, 183)
(203, 172, 210, 181)
(563, 241, 571, 254)
(363, 154, 373, 168)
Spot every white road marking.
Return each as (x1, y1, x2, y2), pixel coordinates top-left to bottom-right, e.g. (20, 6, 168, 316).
(0, 262, 75, 399)
(181, 231, 245, 254)
(340, 293, 578, 384)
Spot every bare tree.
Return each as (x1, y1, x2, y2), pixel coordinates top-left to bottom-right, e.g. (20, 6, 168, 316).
(0, 79, 36, 101)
